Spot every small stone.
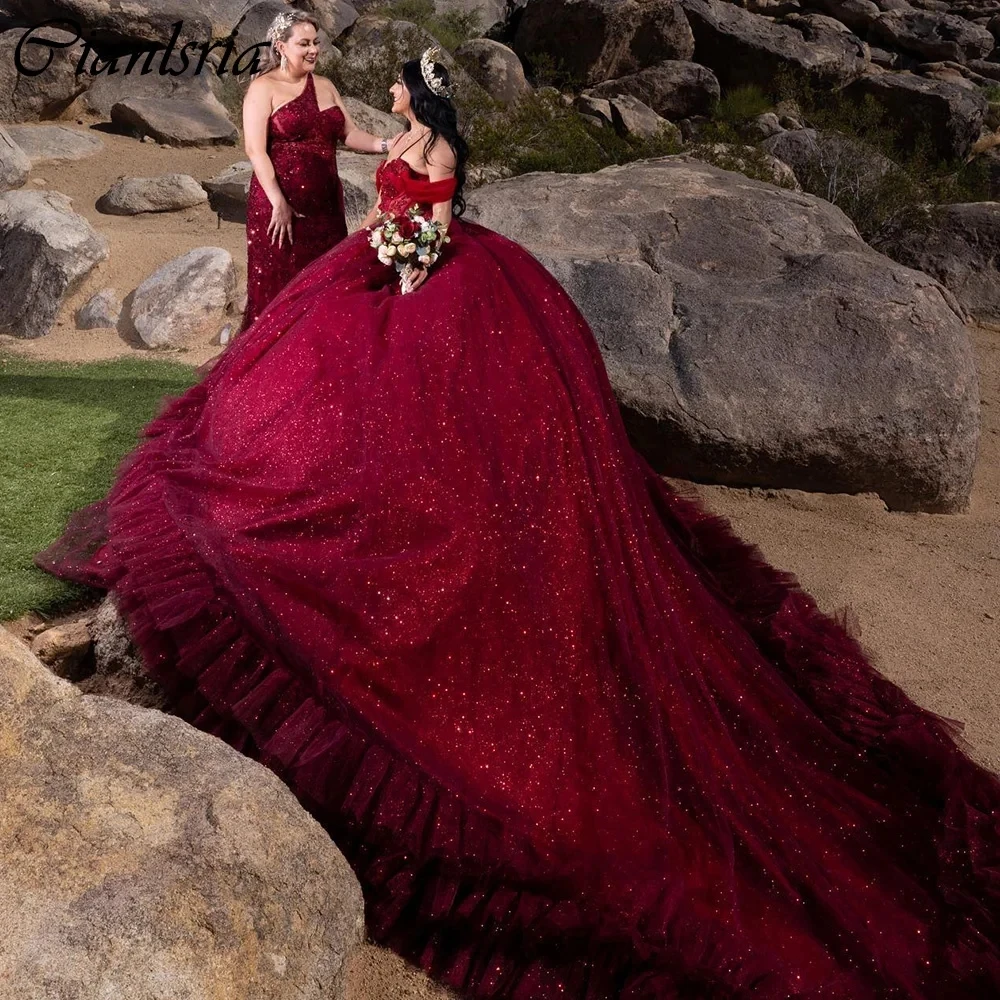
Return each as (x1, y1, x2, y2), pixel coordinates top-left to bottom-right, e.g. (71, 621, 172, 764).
(30, 621, 93, 681)
(77, 287, 123, 330)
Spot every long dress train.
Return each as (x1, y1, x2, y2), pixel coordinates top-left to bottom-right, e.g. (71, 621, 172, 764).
(38, 157, 1000, 999)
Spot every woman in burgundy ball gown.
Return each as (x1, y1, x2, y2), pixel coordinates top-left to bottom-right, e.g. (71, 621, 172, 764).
(240, 10, 397, 331)
(39, 50, 1000, 1000)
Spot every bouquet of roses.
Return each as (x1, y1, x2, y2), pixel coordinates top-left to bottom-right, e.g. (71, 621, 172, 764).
(368, 207, 450, 294)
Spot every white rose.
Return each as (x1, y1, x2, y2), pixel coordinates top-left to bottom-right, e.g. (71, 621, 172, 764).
(391, 233, 403, 244)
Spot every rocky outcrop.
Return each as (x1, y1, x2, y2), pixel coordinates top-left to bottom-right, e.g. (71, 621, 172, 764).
(513, 0, 695, 87)
(870, 9, 995, 64)
(83, 52, 222, 119)
(884, 202, 1000, 324)
(455, 38, 532, 104)
(6, 125, 105, 166)
(0, 26, 91, 122)
(0, 190, 109, 339)
(129, 247, 237, 348)
(342, 96, 402, 137)
(97, 173, 208, 215)
(760, 127, 898, 195)
(679, 0, 869, 89)
(0, 124, 29, 191)
(467, 158, 979, 513)
(845, 71, 987, 160)
(607, 94, 675, 137)
(297, 0, 361, 39)
(0, 625, 364, 1000)
(585, 60, 720, 119)
(341, 17, 481, 95)
(2, 0, 213, 48)
(111, 95, 240, 147)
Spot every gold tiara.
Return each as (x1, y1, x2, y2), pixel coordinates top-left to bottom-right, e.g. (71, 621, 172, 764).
(266, 12, 300, 44)
(420, 47, 452, 98)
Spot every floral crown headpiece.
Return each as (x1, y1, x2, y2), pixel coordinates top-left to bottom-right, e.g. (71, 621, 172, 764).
(266, 11, 300, 45)
(420, 47, 453, 99)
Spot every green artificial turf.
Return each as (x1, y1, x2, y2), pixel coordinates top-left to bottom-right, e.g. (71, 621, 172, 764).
(0, 353, 197, 620)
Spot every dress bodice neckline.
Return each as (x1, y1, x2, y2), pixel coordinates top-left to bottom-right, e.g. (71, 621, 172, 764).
(270, 72, 345, 123)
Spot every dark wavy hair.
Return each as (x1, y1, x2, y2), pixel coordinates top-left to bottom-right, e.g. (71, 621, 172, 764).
(401, 59, 468, 216)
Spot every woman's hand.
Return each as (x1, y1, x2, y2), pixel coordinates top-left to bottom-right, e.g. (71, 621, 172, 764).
(401, 264, 429, 294)
(267, 198, 302, 249)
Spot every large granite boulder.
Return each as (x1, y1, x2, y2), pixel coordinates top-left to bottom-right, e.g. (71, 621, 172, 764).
(810, 0, 882, 34)
(111, 95, 239, 147)
(297, 0, 361, 39)
(585, 60, 720, 119)
(884, 202, 1000, 323)
(83, 50, 222, 118)
(455, 38, 532, 104)
(0, 190, 109, 339)
(0, 26, 91, 122)
(97, 173, 209, 214)
(466, 158, 979, 512)
(845, 71, 988, 160)
(6, 125, 105, 165)
(871, 9, 995, 63)
(0, 625, 364, 999)
(679, 0, 870, 90)
(0, 124, 29, 191)
(513, 0, 695, 87)
(3, 0, 213, 48)
(129, 246, 238, 348)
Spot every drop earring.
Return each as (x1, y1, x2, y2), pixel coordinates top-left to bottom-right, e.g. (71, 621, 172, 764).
(280, 52, 288, 72)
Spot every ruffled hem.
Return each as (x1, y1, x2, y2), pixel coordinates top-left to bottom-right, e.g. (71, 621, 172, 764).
(643, 469, 1000, 994)
(34, 408, 1000, 998)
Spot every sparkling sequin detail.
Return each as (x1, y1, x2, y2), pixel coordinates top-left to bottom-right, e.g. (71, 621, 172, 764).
(37, 166, 1000, 998)
(242, 72, 348, 332)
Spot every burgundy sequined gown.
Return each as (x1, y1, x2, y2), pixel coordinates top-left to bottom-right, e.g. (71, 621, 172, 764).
(38, 157, 1000, 1000)
(242, 72, 347, 331)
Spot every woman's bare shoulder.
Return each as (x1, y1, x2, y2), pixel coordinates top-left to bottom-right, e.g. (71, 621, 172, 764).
(426, 135, 457, 169)
(246, 72, 278, 99)
(312, 75, 340, 98)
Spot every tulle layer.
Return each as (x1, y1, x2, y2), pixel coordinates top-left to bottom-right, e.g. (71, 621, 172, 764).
(35, 218, 1000, 998)
(39, 444, 1000, 999)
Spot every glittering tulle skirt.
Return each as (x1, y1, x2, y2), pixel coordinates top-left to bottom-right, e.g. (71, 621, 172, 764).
(38, 220, 1000, 999)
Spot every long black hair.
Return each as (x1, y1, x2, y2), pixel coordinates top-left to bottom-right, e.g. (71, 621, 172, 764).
(401, 58, 468, 216)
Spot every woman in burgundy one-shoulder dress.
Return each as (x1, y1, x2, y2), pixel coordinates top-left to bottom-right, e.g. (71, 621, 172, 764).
(38, 50, 1000, 1000)
(240, 11, 394, 332)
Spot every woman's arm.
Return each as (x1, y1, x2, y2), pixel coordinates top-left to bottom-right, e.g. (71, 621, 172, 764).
(243, 78, 299, 248)
(357, 203, 381, 230)
(318, 77, 400, 153)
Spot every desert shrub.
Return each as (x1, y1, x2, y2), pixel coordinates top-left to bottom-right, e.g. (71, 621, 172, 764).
(712, 84, 773, 128)
(368, 0, 483, 50)
(459, 89, 681, 179)
(216, 71, 249, 132)
(321, 24, 427, 111)
(722, 72, 991, 247)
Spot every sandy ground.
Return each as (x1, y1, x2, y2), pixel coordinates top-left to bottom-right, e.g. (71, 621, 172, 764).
(3, 125, 998, 999)
(0, 120, 250, 367)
